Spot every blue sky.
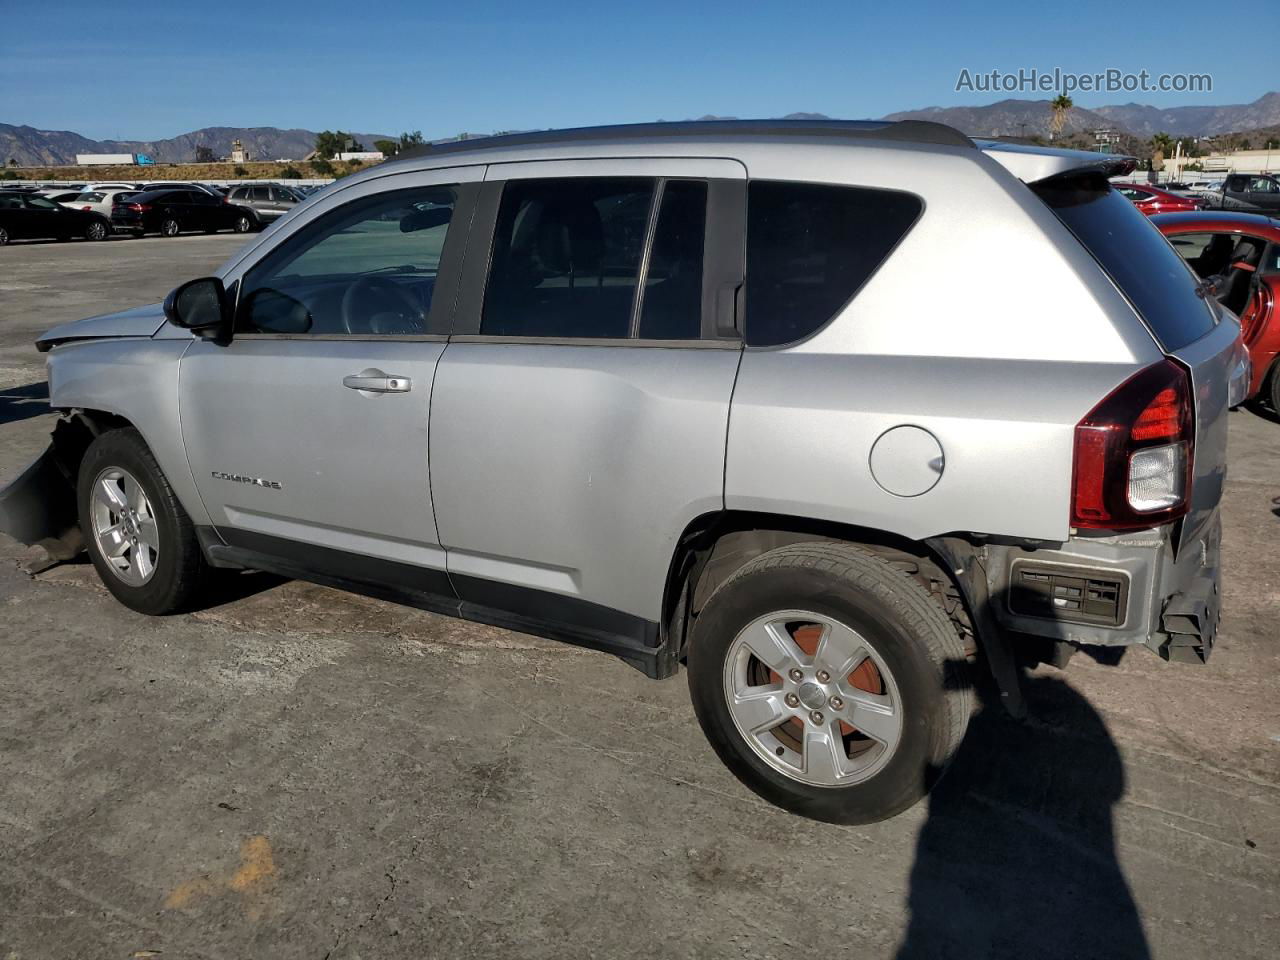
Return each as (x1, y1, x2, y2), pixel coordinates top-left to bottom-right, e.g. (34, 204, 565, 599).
(1, 0, 1271, 140)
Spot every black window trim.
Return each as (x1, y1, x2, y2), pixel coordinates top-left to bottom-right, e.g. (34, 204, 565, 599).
(450, 174, 746, 345)
(229, 181, 478, 340)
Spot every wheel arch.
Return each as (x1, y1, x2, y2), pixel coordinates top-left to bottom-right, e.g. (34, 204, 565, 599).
(661, 510, 975, 661)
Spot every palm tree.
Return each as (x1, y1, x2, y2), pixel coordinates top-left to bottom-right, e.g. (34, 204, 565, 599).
(1150, 132, 1174, 155)
(1049, 95, 1073, 140)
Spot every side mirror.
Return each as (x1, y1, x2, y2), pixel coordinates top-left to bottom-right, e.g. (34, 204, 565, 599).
(163, 276, 231, 340)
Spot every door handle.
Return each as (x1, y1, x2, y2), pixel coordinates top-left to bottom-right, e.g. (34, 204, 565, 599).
(343, 369, 412, 394)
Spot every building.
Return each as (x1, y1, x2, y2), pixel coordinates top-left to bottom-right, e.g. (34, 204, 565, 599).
(336, 151, 384, 162)
(230, 139, 250, 164)
(1167, 147, 1280, 178)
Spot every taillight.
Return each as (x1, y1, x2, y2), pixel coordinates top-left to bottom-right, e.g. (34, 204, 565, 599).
(128, 202, 151, 212)
(1071, 360, 1194, 530)
(81, 205, 92, 211)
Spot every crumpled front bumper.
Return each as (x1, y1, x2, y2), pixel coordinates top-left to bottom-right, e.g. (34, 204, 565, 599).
(0, 427, 84, 564)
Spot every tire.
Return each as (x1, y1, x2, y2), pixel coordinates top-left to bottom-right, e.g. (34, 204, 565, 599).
(160, 218, 180, 238)
(77, 428, 209, 615)
(1269, 361, 1280, 415)
(85, 219, 109, 241)
(687, 542, 972, 824)
(0, 226, 8, 245)
(233, 213, 254, 233)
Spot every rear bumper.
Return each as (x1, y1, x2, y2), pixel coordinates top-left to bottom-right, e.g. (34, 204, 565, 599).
(985, 513, 1222, 662)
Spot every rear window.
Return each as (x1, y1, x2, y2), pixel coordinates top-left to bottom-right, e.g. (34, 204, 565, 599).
(744, 181, 922, 347)
(1033, 176, 1215, 351)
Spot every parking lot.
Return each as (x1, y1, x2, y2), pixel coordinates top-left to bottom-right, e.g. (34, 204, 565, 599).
(1, 235, 1278, 959)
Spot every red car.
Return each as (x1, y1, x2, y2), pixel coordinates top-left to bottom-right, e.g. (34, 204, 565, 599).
(1115, 183, 1202, 216)
(1153, 211, 1280, 410)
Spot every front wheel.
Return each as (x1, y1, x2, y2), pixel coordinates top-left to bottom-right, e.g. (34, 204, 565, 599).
(78, 428, 210, 615)
(160, 218, 180, 237)
(687, 542, 972, 824)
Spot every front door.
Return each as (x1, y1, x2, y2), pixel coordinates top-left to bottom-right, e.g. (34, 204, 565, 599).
(429, 159, 746, 637)
(178, 168, 481, 590)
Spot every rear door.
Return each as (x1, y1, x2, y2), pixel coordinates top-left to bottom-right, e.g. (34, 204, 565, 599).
(179, 166, 481, 585)
(430, 158, 746, 636)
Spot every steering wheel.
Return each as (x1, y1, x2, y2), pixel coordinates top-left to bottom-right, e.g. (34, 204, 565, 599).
(340, 275, 424, 334)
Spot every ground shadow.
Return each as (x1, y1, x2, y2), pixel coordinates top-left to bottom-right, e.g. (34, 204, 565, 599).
(192, 568, 287, 611)
(896, 604, 1150, 959)
(0, 382, 51, 426)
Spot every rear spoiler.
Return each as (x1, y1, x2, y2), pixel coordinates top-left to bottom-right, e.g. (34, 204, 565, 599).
(975, 139, 1138, 184)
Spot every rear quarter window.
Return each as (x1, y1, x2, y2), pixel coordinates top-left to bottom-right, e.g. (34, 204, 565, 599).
(1033, 177, 1215, 351)
(744, 181, 922, 347)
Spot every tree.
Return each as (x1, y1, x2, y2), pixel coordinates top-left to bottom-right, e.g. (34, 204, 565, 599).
(194, 145, 216, 163)
(313, 131, 364, 159)
(279, 166, 303, 179)
(1049, 95, 1073, 140)
(374, 138, 400, 157)
(399, 130, 424, 149)
(310, 158, 335, 176)
(6, 158, 17, 167)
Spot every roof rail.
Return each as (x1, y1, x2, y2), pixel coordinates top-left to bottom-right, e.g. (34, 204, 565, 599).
(394, 118, 974, 162)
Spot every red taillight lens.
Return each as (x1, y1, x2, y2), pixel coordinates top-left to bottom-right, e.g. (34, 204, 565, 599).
(81, 205, 92, 211)
(128, 202, 151, 212)
(1071, 360, 1194, 530)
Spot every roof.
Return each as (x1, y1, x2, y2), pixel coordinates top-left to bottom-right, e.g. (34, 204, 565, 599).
(393, 118, 975, 163)
(1150, 210, 1280, 234)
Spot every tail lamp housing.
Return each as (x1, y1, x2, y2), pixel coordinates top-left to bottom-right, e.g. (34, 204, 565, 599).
(1071, 360, 1194, 530)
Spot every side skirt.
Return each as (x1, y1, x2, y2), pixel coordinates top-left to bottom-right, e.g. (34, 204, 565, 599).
(196, 527, 674, 679)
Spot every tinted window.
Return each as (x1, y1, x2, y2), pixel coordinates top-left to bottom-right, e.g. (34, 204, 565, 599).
(1034, 177, 1215, 351)
(239, 185, 456, 336)
(25, 196, 59, 210)
(744, 181, 922, 347)
(249, 186, 268, 201)
(482, 178, 652, 338)
(229, 187, 247, 200)
(636, 180, 707, 340)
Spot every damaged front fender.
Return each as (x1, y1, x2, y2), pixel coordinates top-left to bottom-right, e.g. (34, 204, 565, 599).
(0, 418, 88, 566)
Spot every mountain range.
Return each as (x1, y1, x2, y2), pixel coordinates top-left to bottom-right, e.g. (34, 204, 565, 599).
(5, 93, 1279, 167)
(0, 125, 391, 167)
(884, 92, 1280, 139)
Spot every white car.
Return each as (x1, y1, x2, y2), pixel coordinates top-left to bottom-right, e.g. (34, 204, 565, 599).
(59, 188, 140, 218)
(84, 182, 143, 193)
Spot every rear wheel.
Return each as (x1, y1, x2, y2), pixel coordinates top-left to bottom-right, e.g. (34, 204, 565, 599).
(688, 542, 971, 824)
(77, 428, 210, 615)
(85, 220, 109, 241)
(0, 226, 8, 245)
(233, 213, 254, 233)
(1269, 362, 1280, 416)
(160, 218, 180, 238)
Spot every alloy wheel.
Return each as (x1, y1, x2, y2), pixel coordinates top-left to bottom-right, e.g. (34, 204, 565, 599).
(723, 610, 903, 787)
(89, 467, 160, 587)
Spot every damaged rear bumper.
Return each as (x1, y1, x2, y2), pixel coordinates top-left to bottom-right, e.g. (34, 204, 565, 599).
(985, 512, 1222, 663)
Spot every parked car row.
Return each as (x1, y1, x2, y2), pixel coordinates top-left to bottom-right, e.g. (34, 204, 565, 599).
(0, 121, 1252, 826)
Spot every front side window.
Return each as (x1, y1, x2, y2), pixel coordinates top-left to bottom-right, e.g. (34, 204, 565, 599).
(744, 181, 922, 347)
(482, 178, 653, 338)
(239, 186, 457, 336)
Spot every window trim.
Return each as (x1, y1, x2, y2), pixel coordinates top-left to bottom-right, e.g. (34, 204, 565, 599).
(451, 174, 745, 346)
(230, 181, 479, 339)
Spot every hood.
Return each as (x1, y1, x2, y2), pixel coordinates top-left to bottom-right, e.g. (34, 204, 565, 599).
(36, 302, 169, 353)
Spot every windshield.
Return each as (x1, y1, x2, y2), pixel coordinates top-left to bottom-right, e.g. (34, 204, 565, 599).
(1034, 175, 1217, 351)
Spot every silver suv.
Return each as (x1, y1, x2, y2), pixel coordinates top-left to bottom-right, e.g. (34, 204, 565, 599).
(0, 121, 1248, 823)
(224, 183, 303, 224)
